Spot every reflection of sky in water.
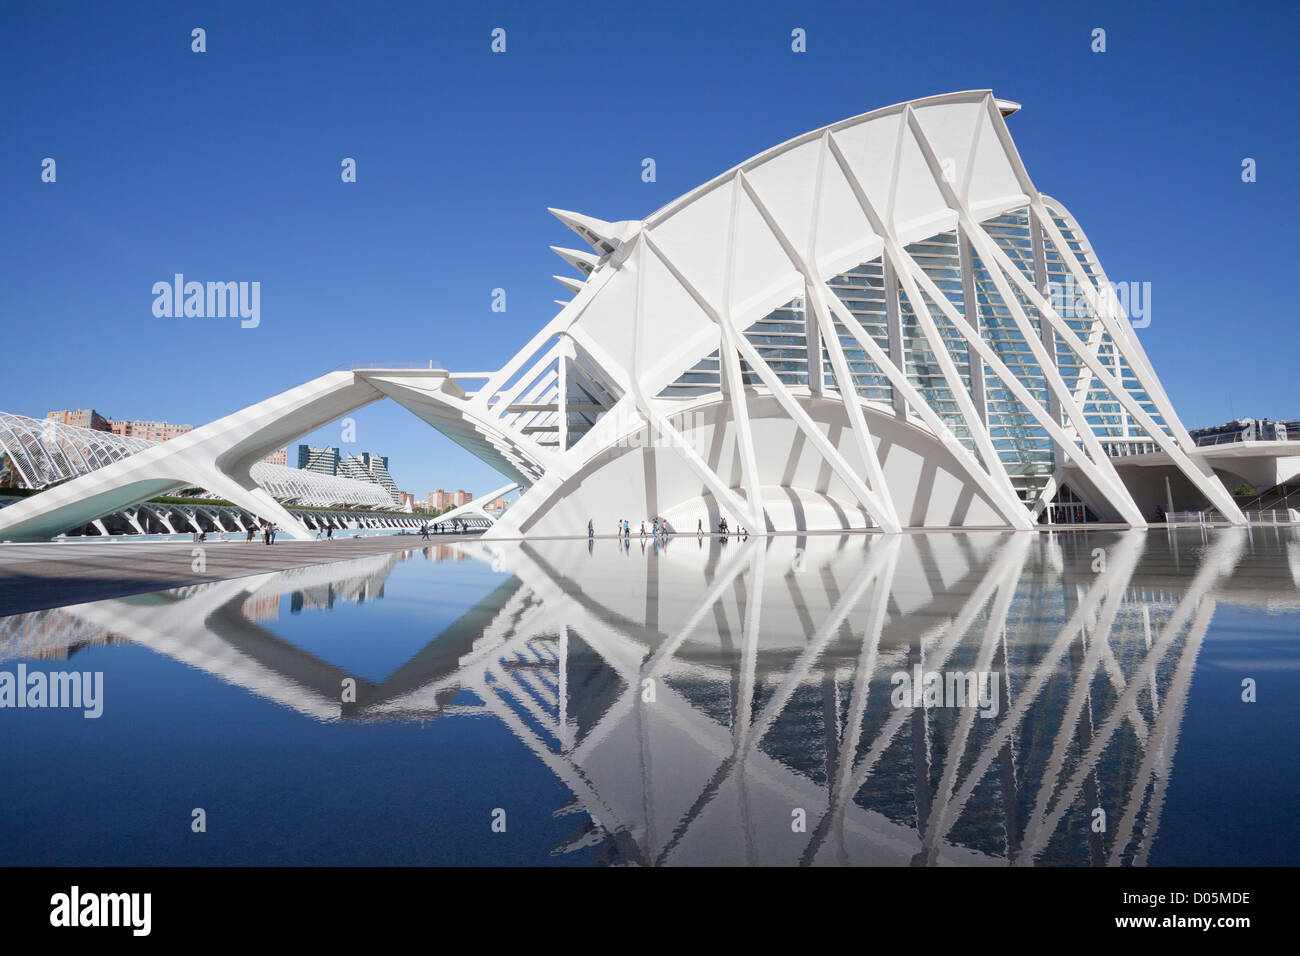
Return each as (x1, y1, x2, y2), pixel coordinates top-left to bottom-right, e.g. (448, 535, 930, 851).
(0, 529, 1297, 866)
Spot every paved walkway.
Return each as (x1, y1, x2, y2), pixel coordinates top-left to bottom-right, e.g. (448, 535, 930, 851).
(0, 534, 475, 616)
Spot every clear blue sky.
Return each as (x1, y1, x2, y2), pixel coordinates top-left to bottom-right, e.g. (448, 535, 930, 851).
(3, 0, 1297, 497)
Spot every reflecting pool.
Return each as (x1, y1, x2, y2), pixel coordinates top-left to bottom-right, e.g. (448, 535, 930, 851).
(1, 528, 1297, 866)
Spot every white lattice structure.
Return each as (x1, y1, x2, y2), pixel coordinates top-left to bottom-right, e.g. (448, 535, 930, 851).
(0, 91, 1246, 542)
(0, 412, 156, 486)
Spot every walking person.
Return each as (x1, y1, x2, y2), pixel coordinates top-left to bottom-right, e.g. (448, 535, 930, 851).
(587, 519, 594, 539)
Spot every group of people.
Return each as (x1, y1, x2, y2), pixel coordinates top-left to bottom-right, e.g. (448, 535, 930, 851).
(583, 516, 758, 538)
(419, 520, 466, 538)
(588, 518, 671, 539)
(712, 517, 748, 536)
(688, 517, 748, 537)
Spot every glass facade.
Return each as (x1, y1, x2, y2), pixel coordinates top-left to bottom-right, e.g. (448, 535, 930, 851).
(655, 200, 1172, 511)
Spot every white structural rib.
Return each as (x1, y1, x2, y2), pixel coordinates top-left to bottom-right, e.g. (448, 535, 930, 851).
(818, 130, 1030, 529)
(551, 246, 600, 276)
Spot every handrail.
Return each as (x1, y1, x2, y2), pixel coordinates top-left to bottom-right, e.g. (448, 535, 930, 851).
(331, 361, 445, 371)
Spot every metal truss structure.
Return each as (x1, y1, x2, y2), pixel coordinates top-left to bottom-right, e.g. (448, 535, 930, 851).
(0, 91, 1246, 542)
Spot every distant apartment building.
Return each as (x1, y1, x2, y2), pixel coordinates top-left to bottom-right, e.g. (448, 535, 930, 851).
(47, 408, 198, 443)
(338, 452, 400, 505)
(398, 491, 415, 508)
(296, 445, 397, 504)
(430, 489, 472, 511)
(261, 447, 288, 467)
(110, 419, 193, 442)
(46, 409, 111, 432)
(484, 496, 509, 516)
(297, 445, 342, 476)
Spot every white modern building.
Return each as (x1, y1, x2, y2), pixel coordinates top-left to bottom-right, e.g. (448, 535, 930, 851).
(0, 90, 1272, 542)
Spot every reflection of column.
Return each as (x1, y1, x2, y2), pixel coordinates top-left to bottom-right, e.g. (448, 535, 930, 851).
(818, 529, 1034, 856)
(995, 632, 1022, 860)
(908, 638, 932, 850)
(819, 535, 901, 865)
(917, 532, 1032, 865)
(1013, 528, 1244, 865)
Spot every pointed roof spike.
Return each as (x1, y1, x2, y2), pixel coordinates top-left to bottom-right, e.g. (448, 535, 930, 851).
(554, 299, 571, 308)
(550, 245, 599, 275)
(553, 275, 584, 294)
(547, 207, 627, 255)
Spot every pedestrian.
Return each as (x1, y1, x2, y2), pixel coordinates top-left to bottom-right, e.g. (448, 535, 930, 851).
(587, 519, 594, 538)
(262, 523, 270, 546)
(697, 518, 703, 535)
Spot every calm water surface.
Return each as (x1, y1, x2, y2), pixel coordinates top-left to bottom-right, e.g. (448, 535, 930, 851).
(1, 528, 1297, 866)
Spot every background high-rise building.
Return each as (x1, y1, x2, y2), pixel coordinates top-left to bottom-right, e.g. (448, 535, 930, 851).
(297, 445, 398, 504)
(298, 445, 341, 475)
(338, 451, 399, 505)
